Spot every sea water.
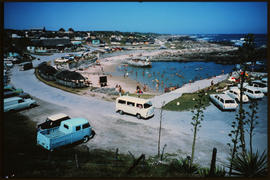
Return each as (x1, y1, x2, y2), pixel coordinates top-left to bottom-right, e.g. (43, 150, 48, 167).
(190, 34, 267, 48)
(113, 61, 235, 92)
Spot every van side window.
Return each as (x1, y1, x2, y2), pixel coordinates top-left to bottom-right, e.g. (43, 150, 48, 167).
(220, 98, 224, 103)
(136, 103, 143, 108)
(118, 100, 126, 104)
(82, 123, 90, 129)
(127, 101, 135, 106)
(64, 124, 69, 129)
(76, 126, 81, 131)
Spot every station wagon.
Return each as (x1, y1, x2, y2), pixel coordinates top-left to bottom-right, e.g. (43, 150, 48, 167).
(4, 97, 37, 112)
(210, 93, 238, 111)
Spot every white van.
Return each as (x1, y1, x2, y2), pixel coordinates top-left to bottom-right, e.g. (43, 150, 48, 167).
(243, 86, 264, 99)
(225, 87, 249, 103)
(116, 96, 154, 119)
(251, 80, 267, 94)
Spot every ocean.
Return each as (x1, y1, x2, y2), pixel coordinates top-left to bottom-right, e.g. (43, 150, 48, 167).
(189, 34, 267, 48)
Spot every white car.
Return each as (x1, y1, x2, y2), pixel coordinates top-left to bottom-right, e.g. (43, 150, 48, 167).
(261, 77, 267, 85)
(225, 87, 249, 103)
(243, 86, 264, 99)
(210, 93, 238, 111)
(237, 82, 248, 89)
(251, 80, 267, 94)
(4, 97, 37, 112)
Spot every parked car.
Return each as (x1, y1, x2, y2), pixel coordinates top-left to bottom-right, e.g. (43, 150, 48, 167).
(4, 97, 37, 112)
(225, 87, 249, 103)
(37, 118, 95, 151)
(210, 93, 238, 111)
(4, 61, 13, 68)
(37, 113, 71, 131)
(4, 85, 23, 94)
(116, 96, 154, 119)
(4, 91, 18, 99)
(4, 91, 31, 99)
(243, 86, 264, 99)
(251, 80, 267, 94)
(261, 77, 267, 85)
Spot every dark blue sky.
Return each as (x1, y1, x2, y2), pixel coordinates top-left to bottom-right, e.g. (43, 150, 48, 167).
(4, 2, 268, 34)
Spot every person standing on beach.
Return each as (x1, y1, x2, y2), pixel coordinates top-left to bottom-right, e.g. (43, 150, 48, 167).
(136, 83, 141, 92)
(119, 85, 122, 96)
(143, 84, 147, 92)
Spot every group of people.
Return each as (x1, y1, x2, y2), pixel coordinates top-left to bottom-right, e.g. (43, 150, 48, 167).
(115, 83, 149, 97)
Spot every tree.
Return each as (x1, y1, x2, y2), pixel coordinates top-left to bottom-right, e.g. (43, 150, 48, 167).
(237, 34, 257, 156)
(158, 101, 165, 158)
(190, 90, 206, 165)
(246, 99, 259, 155)
(59, 28, 65, 33)
(68, 28, 74, 33)
(228, 34, 258, 176)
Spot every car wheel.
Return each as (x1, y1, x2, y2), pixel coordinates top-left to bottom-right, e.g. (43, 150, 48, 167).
(83, 136, 89, 143)
(136, 113, 141, 119)
(30, 104, 35, 108)
(119, 110, 124, 115)
(89, 130, 96, 139)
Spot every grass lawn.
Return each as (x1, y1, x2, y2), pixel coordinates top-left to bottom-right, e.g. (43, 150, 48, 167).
(163, 80, 231, 111)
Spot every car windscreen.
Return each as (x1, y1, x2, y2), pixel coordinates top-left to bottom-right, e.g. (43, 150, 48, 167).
(255, 91, 261, 94)
(144, 102, 152, 109)
(225, 100, 235, 103)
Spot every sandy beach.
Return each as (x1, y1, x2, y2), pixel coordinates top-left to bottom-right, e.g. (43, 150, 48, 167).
(77, 50, 165, 97)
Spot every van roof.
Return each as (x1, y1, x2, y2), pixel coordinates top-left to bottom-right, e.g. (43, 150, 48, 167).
(245, 85, 261, 91)
(215, 93, 233, 100)
(62, 118, 89, 127)
(4, 96, 22, 102)
(116, 96, 151, 104)
(252, 80, 264, 84)
(229, 86, 240, 92)
(47, 113, 69, 121)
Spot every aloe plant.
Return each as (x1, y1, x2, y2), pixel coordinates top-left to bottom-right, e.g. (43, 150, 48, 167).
(230, 151, 267, 177)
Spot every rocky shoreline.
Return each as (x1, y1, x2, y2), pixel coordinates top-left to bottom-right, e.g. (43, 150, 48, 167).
(151, 50, 239, 64)
(150, 46, 267, 65)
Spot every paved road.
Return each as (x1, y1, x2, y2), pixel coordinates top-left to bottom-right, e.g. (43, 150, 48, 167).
(9, 53, 268, 167)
